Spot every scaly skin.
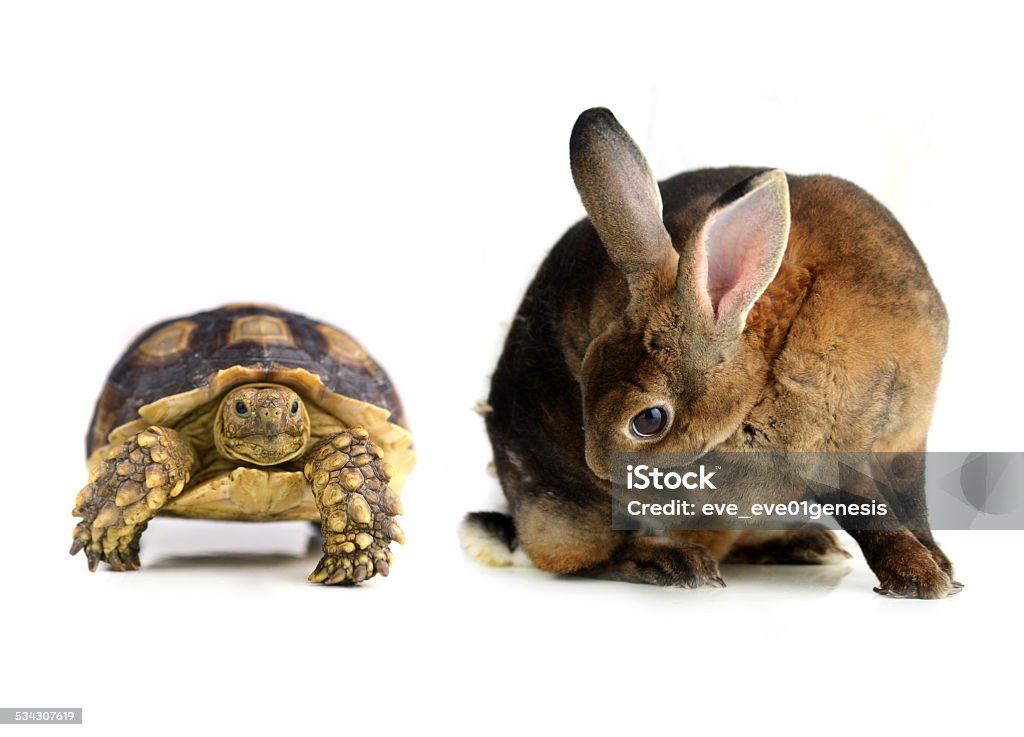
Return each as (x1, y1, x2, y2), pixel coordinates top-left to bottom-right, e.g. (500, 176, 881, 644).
(304, 427, 404, 585)
(71, 426, 198, 571)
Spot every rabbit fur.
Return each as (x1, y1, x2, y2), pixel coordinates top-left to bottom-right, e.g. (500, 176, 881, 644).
(463, 108, 958, 598)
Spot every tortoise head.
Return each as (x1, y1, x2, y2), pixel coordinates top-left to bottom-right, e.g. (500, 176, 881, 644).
(214, 384, 310, 465)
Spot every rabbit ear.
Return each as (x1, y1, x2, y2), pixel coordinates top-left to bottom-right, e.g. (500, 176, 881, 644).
(570, 108, 676, 291)
(686, 169, 791, 332)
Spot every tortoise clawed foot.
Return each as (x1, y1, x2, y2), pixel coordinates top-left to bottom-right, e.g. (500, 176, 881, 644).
(309, 546, 393, 585)
(70, 427, 195, 572)
(71, 519, 144, 573)
(305, 429, 403, 586)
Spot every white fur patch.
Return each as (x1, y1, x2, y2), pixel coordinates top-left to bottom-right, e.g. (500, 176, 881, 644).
(458, 517, 533, 568)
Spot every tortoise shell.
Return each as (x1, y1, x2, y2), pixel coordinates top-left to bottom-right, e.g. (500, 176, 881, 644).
(87, 304, 414, 492)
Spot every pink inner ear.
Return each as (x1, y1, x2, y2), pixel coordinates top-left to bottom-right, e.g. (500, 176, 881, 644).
(694, 181, 788, 327)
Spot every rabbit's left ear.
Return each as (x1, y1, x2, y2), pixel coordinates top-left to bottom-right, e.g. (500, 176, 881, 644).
(570, 108, 677, 293)
(685, 169, 791, 333)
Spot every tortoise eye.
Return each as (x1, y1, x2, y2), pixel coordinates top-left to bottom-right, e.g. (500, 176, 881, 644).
(290, 400, 299, 415)
(235, 400, 248, 416)
(630, 406, 668, 438)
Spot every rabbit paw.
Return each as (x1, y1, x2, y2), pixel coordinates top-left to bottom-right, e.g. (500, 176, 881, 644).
(725, 528, 853, 565)
(868, 532, 963, 599)
(589, 538, 725, 588)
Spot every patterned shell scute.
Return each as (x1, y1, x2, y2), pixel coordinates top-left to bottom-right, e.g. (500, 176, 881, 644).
(88, 305, 407, 456)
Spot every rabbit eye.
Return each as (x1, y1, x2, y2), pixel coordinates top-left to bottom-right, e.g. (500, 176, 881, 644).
(647, 334, 669, 352)
(630, 407, 668, 438)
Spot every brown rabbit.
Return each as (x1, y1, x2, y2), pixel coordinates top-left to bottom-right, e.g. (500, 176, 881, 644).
(462, 107, 960, 598)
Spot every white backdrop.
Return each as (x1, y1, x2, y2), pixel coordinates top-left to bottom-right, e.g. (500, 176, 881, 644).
(1, 2, 1021, 735)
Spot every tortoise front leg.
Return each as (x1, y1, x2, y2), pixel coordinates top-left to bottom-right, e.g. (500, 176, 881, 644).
(304, 427, 404, 585)
(71, 426, 198, 571)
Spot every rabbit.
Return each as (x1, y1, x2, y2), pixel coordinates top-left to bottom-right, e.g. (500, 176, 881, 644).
(461, 107, 960, 598)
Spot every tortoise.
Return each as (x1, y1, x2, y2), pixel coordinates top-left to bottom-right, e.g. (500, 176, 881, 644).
(70, 304, 414, 584)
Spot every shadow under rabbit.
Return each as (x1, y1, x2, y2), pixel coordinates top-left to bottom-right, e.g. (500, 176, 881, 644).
(464, 551, 853, 598)
(717, 562, 852, 593)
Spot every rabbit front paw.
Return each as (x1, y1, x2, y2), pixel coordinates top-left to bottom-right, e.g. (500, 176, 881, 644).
(859, 530, 963, 599)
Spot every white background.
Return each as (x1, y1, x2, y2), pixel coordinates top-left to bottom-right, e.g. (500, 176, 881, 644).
(1, 2, 1021, 734)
